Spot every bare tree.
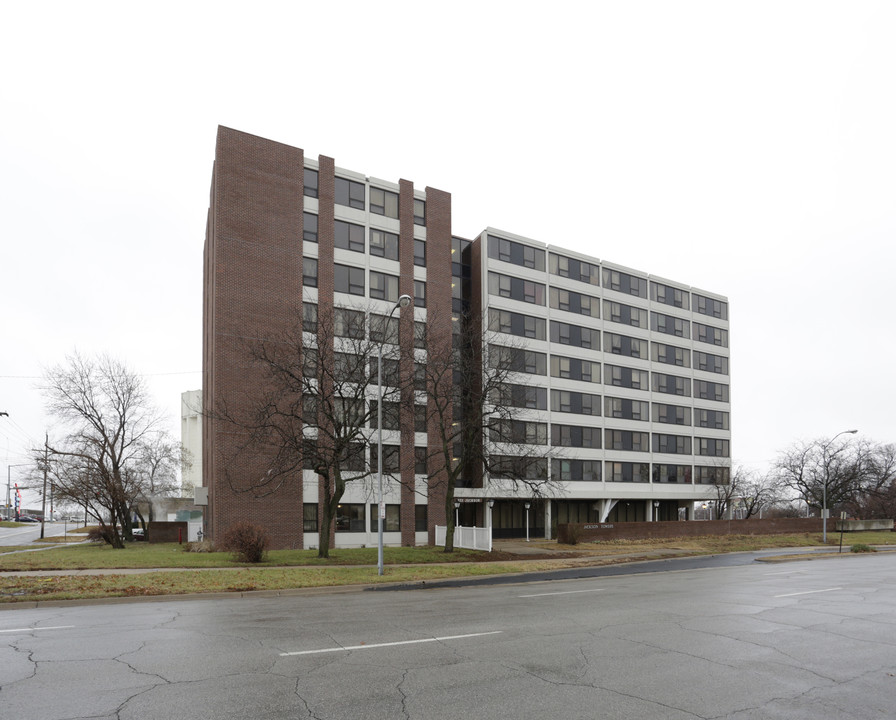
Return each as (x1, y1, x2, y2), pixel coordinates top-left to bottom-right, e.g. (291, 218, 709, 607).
(416, 309, 555, 551)
(218, 304, 402, 558)
(737, 470, 782, 519)
(132, 435, 191, 527)
(40, 353, 168, 548)
(773, 435, 885, 515)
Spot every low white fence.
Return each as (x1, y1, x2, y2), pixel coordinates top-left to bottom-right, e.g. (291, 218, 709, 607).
(435, 525, 492, 552)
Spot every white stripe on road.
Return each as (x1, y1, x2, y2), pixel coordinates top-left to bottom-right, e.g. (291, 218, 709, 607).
(775, 587, 842, 598)
(519, 588, 605, 598)
(0, 626, 75, 633)
(279, 630, 502, 656)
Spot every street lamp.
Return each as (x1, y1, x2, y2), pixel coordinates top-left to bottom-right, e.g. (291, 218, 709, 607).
(821, 429, 858, 543)
(524, 502, 531, 542)
(653, 500, 660, 522)
(377, 294, 413, 576)
(454, 500, 460, 528)
(487, 499, 494, 528)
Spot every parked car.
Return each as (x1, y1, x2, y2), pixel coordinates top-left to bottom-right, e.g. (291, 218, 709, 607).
(132, 528, 146, 541)
(17, 515, 40, 523)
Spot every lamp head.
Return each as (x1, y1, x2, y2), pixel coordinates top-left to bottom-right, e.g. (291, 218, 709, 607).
(397, 294, 412, 309)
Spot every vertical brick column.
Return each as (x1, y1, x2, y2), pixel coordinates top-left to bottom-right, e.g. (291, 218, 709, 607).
(424, 187, 452, 542)
(206, 126, 304, 548)
(398, 179, 417, 545)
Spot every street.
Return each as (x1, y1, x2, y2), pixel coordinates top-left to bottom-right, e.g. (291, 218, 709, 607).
(2, 551, 895, 719)
(0, 521, 78, 547)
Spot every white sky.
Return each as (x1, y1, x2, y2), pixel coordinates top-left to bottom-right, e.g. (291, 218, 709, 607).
(2, 1, 894, 504)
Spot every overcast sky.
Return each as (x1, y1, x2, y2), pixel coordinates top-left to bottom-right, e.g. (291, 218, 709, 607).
(2, 1, 894, 503)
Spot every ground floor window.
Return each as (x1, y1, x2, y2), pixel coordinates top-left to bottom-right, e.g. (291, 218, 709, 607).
(303, 503, 318, 532)
(369, 504, 401, 532)
(415, 505, 428, 531)
(335, 503, 365, 532)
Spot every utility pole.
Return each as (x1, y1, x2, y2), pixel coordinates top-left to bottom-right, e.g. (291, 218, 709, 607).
(40, 432, 49, 539)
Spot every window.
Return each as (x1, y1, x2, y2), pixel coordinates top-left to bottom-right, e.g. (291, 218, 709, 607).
(303, 212, 318, 242)
(490, 346, 547, 375)
(652, 433, 692, 454)
(695, 466, 731, 485)
(301, 348, 318, 378)
(492, 419, 548, 445)
(651, 312, 690, 338)
(414, 198, 426, 226)
(334, 308, 365, 338)
(694, 294, 728, 320)
(551, 424, 601, 448)
(369, 504, 401, 532)
(652, 403, 692, 426)
(414, 280, 426, 308)
(605, 430, 649, 452)
(488, 272, 545, 305)
(302, 302, 318, 333)
(652, 372, 691, 397)
(370, 400, 401, 431)
(414, 404, 427, 433)
(549, 287, 598, 317)
(491, 383, 548, 410)
(415, 504, 428, 531)
(549, 253, 600, 285)
(370, 271, 399, 302)
(414, 239, 426, 267)
(302, 394, 317, 425)
(369, 357, 400, 387)
(334, 264, 364, 295)
(370, 187, 399, 218)
(369, 314, 399, 344)
(415, 447, 428, 475)
(334, 220, 365, 253)
(551, 459, 601, 482)
(604, 332, 646, 359)
(488, 309, 546, 341)
(605, 364, 649, 390)
(303, 504, 318, 532)
(694, 322, 728, 347)
(550, 321, 601, 350)
(339, 442, 366, 471)
(487, 235, 545, 270)
(652, 342, 691, 367)
(303, 256, 318, 288)
(550, 355, 598, 383)
(652, 465, 692, 484)
(604, 301, 648, 328)
(304, 167, 319, 198)
(335, 503, 365, 532)
(334, 354, 365, 384)
(694, 380, 729, 402)
(551, 389, 600, 415)
(697, 438, 730, 457)
(335, 177, 365, 210)
(650, 281, 689, 309)
(414, 321, 427, 349)
(602, 269, 647, 298)
(491, 456, 548, 481)
(604, 397, 649, 421)
(370, 445, 401, 474)
(696, 351, 729, 375)
(696, 409, 730, 429)
(609, 462, 650, 483)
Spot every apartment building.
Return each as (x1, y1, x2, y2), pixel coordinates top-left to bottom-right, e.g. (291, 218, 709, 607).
(203, 126, 731, 548)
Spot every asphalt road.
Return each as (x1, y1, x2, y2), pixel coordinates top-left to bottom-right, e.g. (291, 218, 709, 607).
(2, 551, 895, 719)
(0, 520, 75, 546)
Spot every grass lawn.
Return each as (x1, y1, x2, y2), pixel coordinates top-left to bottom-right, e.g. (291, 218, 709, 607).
(1, 531, 892, 604)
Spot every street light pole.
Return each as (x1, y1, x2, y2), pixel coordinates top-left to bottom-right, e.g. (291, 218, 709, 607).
(821, 429, 858, 543)
(378, 294, 413, 577)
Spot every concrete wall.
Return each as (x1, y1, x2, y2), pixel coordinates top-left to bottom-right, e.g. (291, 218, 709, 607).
(558, 517, 830, 543)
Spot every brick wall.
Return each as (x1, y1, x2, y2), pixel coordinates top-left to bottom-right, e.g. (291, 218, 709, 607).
(558, 517, 831, 543)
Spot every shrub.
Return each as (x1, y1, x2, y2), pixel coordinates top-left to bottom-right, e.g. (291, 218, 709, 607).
(565, 524, 583, 545)
(850, 543, 876, 553)
(222, 522, 270, 563)
(86, 526, 112, 543)
(183, 540, 217, 553)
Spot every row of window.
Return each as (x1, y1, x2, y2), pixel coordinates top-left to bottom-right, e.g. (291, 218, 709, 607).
(304, 168, 426, 225)
(486, 240, 726, 318)
(302, 502, 428, 533)
(488, 307, 728, 349)
(495, 422, 729, 455)
(304, 213, 427, 267)
(489, 456, 730, 484)
(303, 260, 427, 307)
